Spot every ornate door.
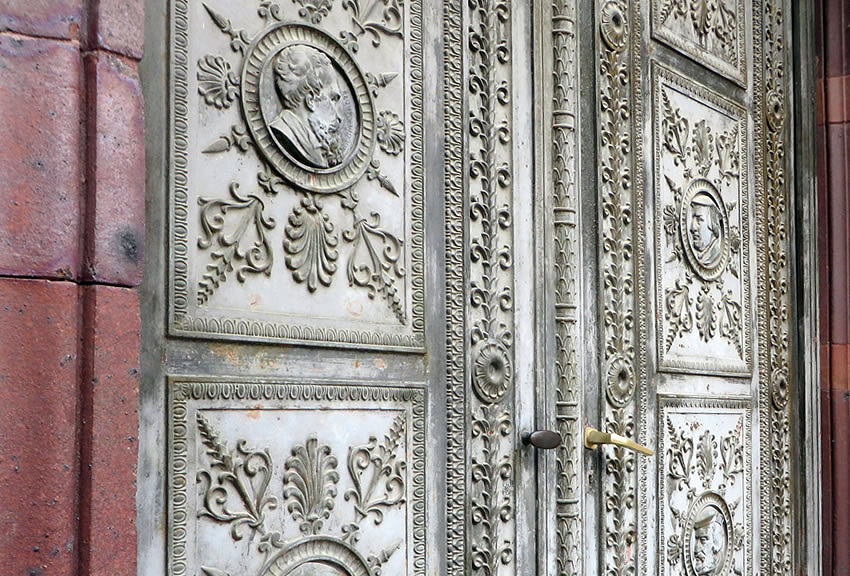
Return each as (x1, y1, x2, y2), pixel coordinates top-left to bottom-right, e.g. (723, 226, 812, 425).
(141, 0, 544, 573)
(142, 0, 802, 574)
(534, 2, 800, 576)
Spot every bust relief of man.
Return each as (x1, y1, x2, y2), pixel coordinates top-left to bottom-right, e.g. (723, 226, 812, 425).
(692, 507, 727, 576)
(269, 45, 345, 169)
(688, 192, 724, 269)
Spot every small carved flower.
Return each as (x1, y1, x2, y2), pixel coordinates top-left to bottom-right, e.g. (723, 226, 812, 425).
(605, 354, 633, 407)
(600, 1, 627, 51)
(771, 367, 788, 409)
(376, 110, 405, 156)
(766, 90, 785, 131)
(473, 343, 512, 404)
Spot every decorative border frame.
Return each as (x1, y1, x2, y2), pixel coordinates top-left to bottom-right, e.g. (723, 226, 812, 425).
(167, 378, 426, 576)
(652, 62, 752, 376)
(651, 0, 747, 86)
(656, 398, 753, 576)
(167, 0, 425, 351)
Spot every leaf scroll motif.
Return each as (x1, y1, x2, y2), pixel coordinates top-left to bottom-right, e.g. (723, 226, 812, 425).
(197, 55, 240, 109)
(283, 437, 340, 535)
(292, 0, 333, 24)
(197, 183, 276, 304)
(283, 195, 340, 292)
(344, 212, 406, 324)
(695, 286, 716, 342)
(657, 0, 738, 60)
(665, 279, 693, 351)
(665, 417, 694, 493)
(717, 289, 743, 356)
(345, 413, 407, 526)
(470, 406, 514, 576)
(688, 120, 714, 177)
(696, 430, 717, 490)
(195, 413, 278, 540)
(340, 0, 403, 52)
(719, 429, 744, 492)
(662, 90, 690, 169)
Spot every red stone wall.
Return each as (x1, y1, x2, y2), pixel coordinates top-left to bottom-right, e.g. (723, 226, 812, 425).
(0, 2, 143, 574)
(816, 1, 850, 575)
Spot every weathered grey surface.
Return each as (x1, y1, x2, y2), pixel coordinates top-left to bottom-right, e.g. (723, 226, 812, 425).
(139, 0, 820, 575)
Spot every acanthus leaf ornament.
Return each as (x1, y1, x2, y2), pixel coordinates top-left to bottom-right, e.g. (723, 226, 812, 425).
(345, 413, 407, 525)
(340, 0, 404, 52)
(197, 182, 276, 305)
(195, 412, 279, 540)
(344, 210, 406, 324)
(283, 195, 340, 292)
(283, 436, 340, 535)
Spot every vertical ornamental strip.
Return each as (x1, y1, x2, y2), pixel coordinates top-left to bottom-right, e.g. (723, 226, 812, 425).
(595, 2, 641, 576)
(757, 0, 793, 574)
(550, 0, 583, 574)
(467, 0, 517, 573)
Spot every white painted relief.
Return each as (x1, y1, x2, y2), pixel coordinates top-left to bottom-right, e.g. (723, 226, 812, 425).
(653, 64, 750, 375)
(169, 0, 424, 349)
(651, 0, 746, 84)
(168, 380, 425, 576)
(659, 400, 750, 576)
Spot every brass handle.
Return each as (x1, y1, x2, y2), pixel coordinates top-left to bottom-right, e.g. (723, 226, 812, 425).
(584, 426, 654, 456)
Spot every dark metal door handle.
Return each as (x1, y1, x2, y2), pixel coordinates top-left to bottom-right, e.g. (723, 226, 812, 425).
(521, 429, 562, 450)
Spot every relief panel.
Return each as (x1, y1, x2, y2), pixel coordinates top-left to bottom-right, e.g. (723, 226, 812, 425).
(168, 379, 425, 576)
(653, 64, 751, 375)
(659, 399, 751, 576)
(168, 0, 424, 349)
(651, 0, 746, 84)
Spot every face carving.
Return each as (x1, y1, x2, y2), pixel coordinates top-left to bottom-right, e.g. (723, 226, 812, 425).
(691, 506, 727, 576)
(269, 45, 346, 169)
(687, 191, 724, 269)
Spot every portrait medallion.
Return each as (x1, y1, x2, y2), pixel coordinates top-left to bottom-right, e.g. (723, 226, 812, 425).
(241, 23, 376, 193)
(679, 178, 730, 281)
(683, 491, 734, 576)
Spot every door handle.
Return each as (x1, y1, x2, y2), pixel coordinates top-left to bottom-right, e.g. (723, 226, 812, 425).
(583, 426, 654, 456)
(521, 429, 562, 450)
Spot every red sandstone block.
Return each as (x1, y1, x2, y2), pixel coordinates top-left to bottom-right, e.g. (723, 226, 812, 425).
(79, 285, 139, 576)
(0, 278, 80, 576)
(0, 0, 82, 40)
(82, 51, 145, 287)
(87, 0, 144, 60)
(0, 35, 82, 280)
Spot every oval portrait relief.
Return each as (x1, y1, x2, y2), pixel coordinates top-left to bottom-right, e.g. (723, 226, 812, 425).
(242, 23, 376, 193)
(680, 179, 730, 281)
(683, 492, 734, 576)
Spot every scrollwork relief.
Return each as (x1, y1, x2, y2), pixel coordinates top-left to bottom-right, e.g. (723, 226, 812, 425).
(654, 65, 750, 374)
(660, 404, 750, 576)
(595, 2, 641, 576)
(466, 0, 516, 572)
(652, 0, 745, 84)
(169, 381, 425, 576)
(169, 0, 424, 348)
